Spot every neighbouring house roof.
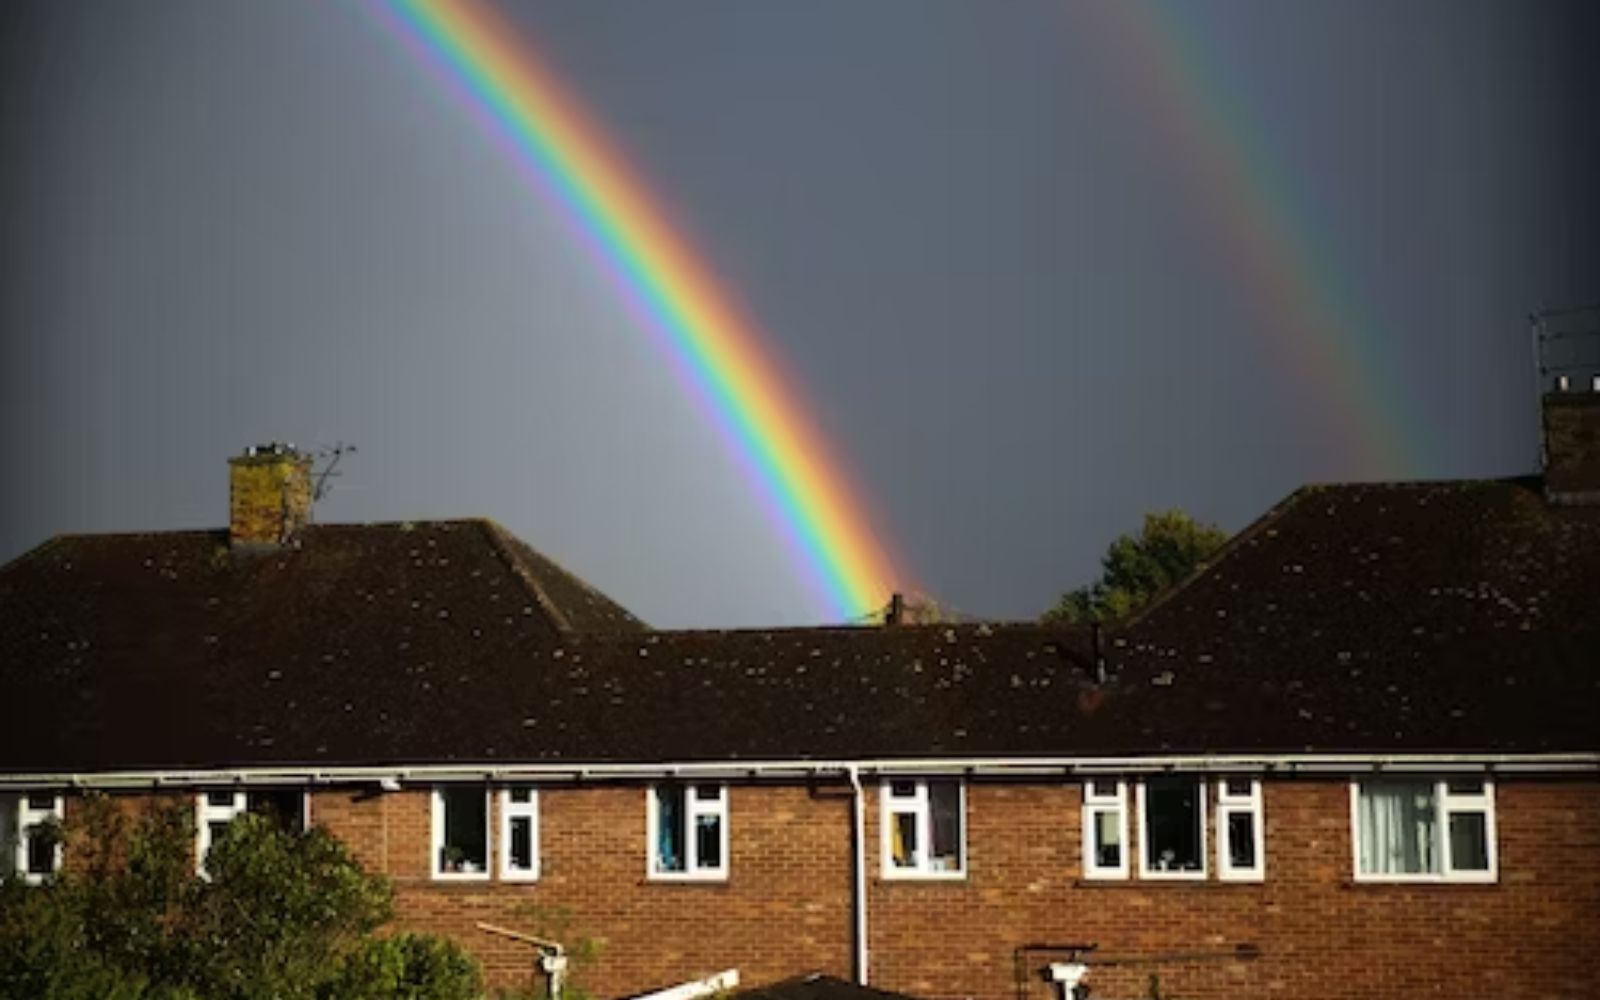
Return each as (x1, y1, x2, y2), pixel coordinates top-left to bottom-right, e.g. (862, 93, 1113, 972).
(0, 478, 1596, 776)
(729, 975, 925, 1000)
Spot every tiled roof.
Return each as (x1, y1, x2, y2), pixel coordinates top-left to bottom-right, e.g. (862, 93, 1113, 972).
(0, 478, 1596, 775)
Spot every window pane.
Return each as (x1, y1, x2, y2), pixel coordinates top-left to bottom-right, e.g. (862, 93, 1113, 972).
(248, 790, 304, 832)
(440, 788, 487, 874)
(1227, 812, 1257, 869)
(694, 784, 721, 802)
(0, 798, 16, 878)
(1448, 812, 1489, 871)
(26, 793, 55, 812)
(695, 814, 722, 869)
(1091, 780, 1118, 798)
(1145, 777, 1203, 872)
(655, 786, 686, 872)
(25, 831, 53, 876)
(208, 820, 231, 849)
(891, 810, 918, 868)
(1094, 810, 1122, 867)
(207, 791, 235, 808)
(1446, 778, 1484, 796)
(509, 816, 533, 871)
(509, 786, 533, 804)
(928, 781, 962, 871)
(1357, 782, 1438, 875)
(1224, 778, 1252, 799)
(889, 780, 916, 799)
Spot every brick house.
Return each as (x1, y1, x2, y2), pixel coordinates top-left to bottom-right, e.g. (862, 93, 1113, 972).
(2, 388, 1599, 1000)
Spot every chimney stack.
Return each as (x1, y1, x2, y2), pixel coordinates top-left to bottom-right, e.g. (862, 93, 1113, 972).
(884, 592, 905, 626)
(228, 443, 313, 548)
(1534, 307, 1600, 506)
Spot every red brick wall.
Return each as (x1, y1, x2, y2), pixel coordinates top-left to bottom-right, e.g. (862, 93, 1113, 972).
(330, 783, 855, 997)
(81, 776, 1600, 1000)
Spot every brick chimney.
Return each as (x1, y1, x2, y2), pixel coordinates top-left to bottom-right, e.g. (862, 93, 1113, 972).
(1543, 387, 1600, 504)
(228, 443, 313, 547)
(1535, 308, 1600, 505)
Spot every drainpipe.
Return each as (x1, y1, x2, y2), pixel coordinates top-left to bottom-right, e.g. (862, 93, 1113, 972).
(847, 765, 869, 985)
(476, 922, 568, 999)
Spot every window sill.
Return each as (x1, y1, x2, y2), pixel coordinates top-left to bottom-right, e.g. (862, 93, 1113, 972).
(647, 872, 729, 884)
(880, 870, 968, 883)
(1345, 876, 1498, 888)
(1072, 877, 1263, 889)
(430, 872, 492, 883)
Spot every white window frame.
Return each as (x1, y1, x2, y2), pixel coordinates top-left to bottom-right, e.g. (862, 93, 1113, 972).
(1136, 776, 1208, 880)
(431, 786, 491, 882)
(880, 778, 967, 880)
(11, 793, 65, 885)
(195, 789, 311, 877)
(1215, 778, 1265, 881)
(647, 783, 729, 882)
(1349, 778, 1497, 884)
(498, 786, 540, 882)
(1081, 779, 1129, 880)
(196, 790, 246, 878)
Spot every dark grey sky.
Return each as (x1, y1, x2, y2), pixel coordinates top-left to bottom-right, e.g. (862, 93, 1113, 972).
(2, 1, 1596, 626)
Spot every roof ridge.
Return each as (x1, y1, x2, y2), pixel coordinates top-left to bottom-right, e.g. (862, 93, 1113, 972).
(476, 519, 575, 634)
(1117, 485, 1310, 630)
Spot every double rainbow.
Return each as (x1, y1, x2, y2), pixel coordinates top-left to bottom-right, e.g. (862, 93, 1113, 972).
(1079, 1, 1422, 478)
(366, 0, 900, 621)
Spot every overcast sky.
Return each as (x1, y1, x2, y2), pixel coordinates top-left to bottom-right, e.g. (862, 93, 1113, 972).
(2, 0, 1596, 627)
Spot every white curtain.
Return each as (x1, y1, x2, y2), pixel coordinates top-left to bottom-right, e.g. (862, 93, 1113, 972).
(1358, 782, 1437, 874)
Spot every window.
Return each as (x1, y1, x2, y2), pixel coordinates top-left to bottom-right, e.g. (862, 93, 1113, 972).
(499, 786, 540, 881)
(1081, 779, 1129, 879)
(1137, 776, 1206, 878)
(2, 793, 64, 884)
(1352, 778, 1495, 882)
(432, 787, 490, 879)
(649, 784, 727, 880)
(881, 779, 964, 878)
(196, 789, 308, 875)
(1216, 778, 1264, 881)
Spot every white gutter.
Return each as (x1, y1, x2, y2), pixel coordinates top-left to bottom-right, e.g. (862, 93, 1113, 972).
(847, 764, 869, 985)
(3, 752, 1598, 789)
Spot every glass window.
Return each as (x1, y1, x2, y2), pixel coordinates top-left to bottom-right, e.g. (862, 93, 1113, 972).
(882, 779, 965, 878)
(649, 783, 726, 879)
(1140, 777, 1206, 876)
(0, 797, 16, 880)
(1082, 780, 1128, 879)
(7, 794, 63, 884)
(1354, 779, 1495, 881)
(196, 789, 307, 876)
(1216, 779, 1264, 880)
(499, 786, 539, 880)
(1355, 781, 1438, 875)
(432, 787, 489, 878)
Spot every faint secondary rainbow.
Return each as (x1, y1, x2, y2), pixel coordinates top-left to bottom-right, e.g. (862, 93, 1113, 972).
(364, 0, 899, 620)
(1078, 1, 1423, 478)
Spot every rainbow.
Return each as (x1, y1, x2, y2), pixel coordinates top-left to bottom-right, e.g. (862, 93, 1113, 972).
(362, 0, 900, 621)
(1077, 1, 1422, 478)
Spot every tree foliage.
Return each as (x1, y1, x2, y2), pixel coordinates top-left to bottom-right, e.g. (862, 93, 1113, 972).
(1043, 510, 1228, 624)
(0, 797, 482, 1000)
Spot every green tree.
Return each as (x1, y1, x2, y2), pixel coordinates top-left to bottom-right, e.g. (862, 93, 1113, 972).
(0, 797, 482, 1000)
(1043, 510, 1227, 624)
